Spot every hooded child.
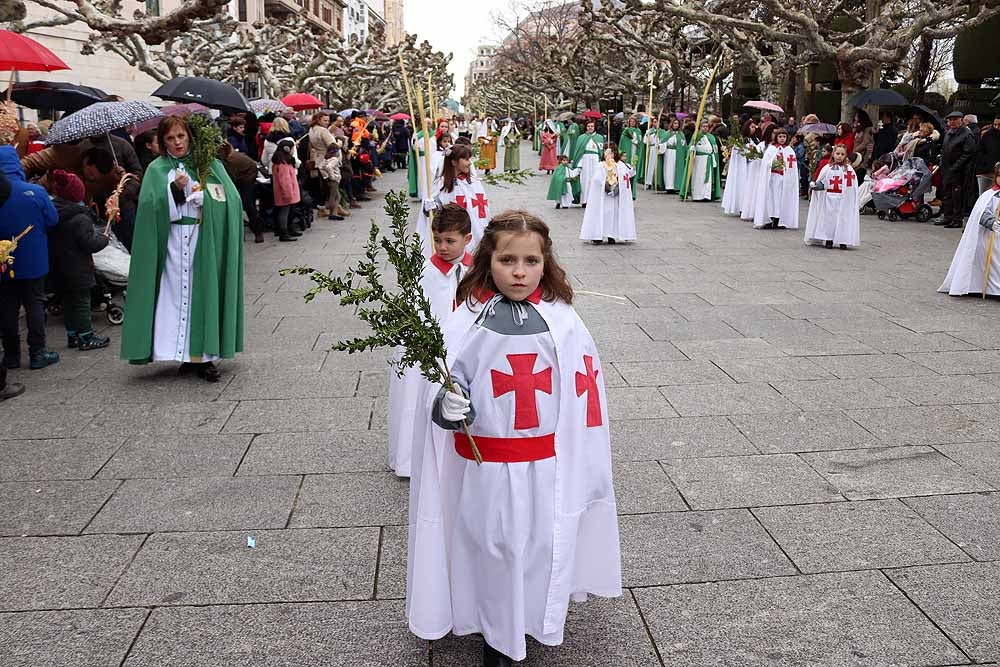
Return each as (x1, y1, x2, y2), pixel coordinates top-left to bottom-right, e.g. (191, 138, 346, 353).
(804, 144, 861, 249)
(546, 154, 581, 208)
(753, 126, 800, 229)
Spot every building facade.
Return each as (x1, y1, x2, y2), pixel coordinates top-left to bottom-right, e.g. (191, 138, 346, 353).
(383, 0, 404, 46)
(463, 44, 497, 99)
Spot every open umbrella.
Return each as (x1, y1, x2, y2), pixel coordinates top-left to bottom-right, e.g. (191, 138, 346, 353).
(282, 93, 323, 111)
(582, 109, 603, 120)
(798, 122, 837, 135)
(389, 112, 409, 121)
(45, 101, 161, 164)
(1, 80, 106, 112)
(153, 76, 251, 113)
(250, 98, 289, 115)
(131, 102, 210, 136)
(744, 100, 784, 112)
(556, 111, 574, 121)
(0, 30, 71, 102)
(905, 103, 943, 131)
(338, 107, 359, 118)
(847, 88, 908, 108)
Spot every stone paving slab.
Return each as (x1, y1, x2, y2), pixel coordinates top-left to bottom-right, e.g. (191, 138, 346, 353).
(222, 397, 374, 433)
(809, 353, 939, 379)
(612, 360, 733, 387)
(0, 608, 149, 667)
(0, 480, 120, 536)
(663, 454, 843, 509)
(875, 374, 1000, 406)
(633, 571, 967, 667)
(850, 330, 978, 354)
(0, 534, 144, 610)
(711, 356, 834, 382)
(237, 431, 389, 475)
(219, 369, 361, 401)
(613, 461, 688, 514)
(80, 402, 237, 438)
(85, 476, 301, 533)
(659, 382, 798, 417)
(752, 500, 969, 573)
(606, 387, 680, 420)
(95, 434, 252, 479)
(886, 561, 1000, 663)
(772, 378, 912, 411)
(802, 446, 994, 500)
(105, 527, 378, 607)
(728, 411, 878, 454)
(0, 437, 122, 481)
(289, 472, 409, 528)
(619, 511, 796, 586)
(904, 350, 1000, 375)
(846, 405, 1000, 445)
(609, 418, 758, 460)
(671, 337, 787, 360)
(2, 404, 103, 439)
(934, 442, 1000, 487)
(376, 525, 407, 600)
(904, 492, 1000, 562)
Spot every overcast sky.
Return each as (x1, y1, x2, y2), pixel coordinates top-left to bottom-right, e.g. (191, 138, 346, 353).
(403, 0, 511, 100)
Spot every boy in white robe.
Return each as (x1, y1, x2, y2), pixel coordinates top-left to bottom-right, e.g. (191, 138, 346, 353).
(804, 145, 861, 249)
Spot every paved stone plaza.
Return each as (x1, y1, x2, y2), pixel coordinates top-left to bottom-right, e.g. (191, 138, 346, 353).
(2, 145, 1000, 666)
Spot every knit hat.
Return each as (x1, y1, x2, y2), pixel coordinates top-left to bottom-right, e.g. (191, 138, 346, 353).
(50, 169, 85, 203)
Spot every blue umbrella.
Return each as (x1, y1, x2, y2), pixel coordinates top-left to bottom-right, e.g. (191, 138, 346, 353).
(339, 108, 359, 118)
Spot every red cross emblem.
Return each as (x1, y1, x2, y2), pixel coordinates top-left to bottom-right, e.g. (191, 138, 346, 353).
(622, 172, 631, 190)
(491, 353, 553, 430)
(844, 169, 856, 187)
(470, 192, 489, 218)
(454, 194, 466, 208)
(575, 355, 602, 427)
(786, 153, 797, 168)
(828, 175, 843, 194)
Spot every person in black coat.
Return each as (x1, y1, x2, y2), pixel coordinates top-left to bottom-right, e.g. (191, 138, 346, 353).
(873, 112, 899, 161)
(45, 170, 110, 351)
(392, 119, 411, 170)
(976, 114, 1000, 194)
(938, 111, 978, 228)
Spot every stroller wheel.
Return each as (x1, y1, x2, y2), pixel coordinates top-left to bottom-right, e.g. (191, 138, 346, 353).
(46, 302, 63, 317)
(916, 205, 933, 223)
(861, 202, 876, 215)
(888, 210, 899, 221)
(106, 304, 125, 326)
(877, 210, 886, 220)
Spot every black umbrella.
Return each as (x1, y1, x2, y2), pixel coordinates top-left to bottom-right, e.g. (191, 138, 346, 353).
(152, 76, 251, 113)
(0, 80, 107, 112)
(992, 91, 999, 107)
(847, 88, 908, 108)
(905, 104, 943, 131)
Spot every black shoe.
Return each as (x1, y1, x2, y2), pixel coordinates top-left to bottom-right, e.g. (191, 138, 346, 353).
(78, 333, 110, 351)
(67, 334, 79, 349)
(825, 240, 834, 248)
(29, 349, 59, 370)
(327, 214, 345, 221)
(288, 229, 303, 237)
(482, 641, 513, 667)
(607, 237, 617, 244)
(945, 222, 964, 229)
(254, 233, 265, 244)
(196, 362, 221, 383)
(591, 240, 604, 245)
(934, 219, 949, 226)
(555, 203, 561, 209)
(0, 382, 25, 401)
(582, 203, 587, 209)
(839, 244, 848, 250)
(279, 235, 298, 242)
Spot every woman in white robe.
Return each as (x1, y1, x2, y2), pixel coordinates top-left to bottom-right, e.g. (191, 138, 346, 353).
(721, 138, 748, 215)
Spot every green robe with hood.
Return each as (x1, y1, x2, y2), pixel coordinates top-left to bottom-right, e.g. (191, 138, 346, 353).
(679, 132, 722, 200)
(120, 155, 244, 364)
(618, 126, 644, 174)
(546, 163, 581, 202)
(561, 122, 580, 158)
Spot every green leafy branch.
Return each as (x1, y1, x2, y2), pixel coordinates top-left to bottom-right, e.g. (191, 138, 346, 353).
(188, 113, 224, 190)
(480, 168, 536, 188)
(280, 190, 483, 464)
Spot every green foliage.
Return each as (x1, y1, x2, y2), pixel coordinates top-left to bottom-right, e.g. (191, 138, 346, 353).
(187, 113, 224, 188)
(480, 168, 535, 188)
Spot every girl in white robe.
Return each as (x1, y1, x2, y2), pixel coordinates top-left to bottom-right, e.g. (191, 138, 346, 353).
(804, 145, 861, 249)
(417, 144, 491, 256)
(753, 126, 800, 229)
(739, 122, 764, 221)
(939, 165, 1000, 297)
(721, 139, 747, 215)
(406, 211, 621, 665)
(579, 147, 637, 244)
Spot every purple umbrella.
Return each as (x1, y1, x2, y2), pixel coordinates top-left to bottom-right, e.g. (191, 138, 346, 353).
(131, 103, 210, 136)
(798, 122, 837, 135)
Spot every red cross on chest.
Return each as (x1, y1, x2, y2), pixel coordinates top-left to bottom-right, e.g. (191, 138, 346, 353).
(454, 194, 466, 208)
(844, 169, 856, 187)
(470, 192, 489, 218)
(828, 175, 843, 193)
(785, 152, 797, 168)
(491, 353, 553, 431)
(575, 355, 603, 427)
(622, 172, 631, 190)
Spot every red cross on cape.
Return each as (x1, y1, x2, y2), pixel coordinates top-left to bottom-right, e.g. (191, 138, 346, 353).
(828, 174, 843, 194)
(491, 353, 553, 430)
(844, 169, 856, 187)
(575, 355, 602, 427)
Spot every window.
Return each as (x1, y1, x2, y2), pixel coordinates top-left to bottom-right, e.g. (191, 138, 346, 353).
(314, 0, 319, 14)
(145, 0, 159, 16)
(238, 0, 247, 21)
(322, 6, 332, 22)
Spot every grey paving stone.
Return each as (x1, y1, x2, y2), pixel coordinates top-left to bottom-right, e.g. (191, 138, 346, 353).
(122, 601, 426, 666)
(728, 318, 830, 339)
(606, 387, 680, 420)
(376, 525, 407, 600)
(638, 319, 741, 342)
(875, 374, 1000, 406)
(0, 437, 122, 481)
(886, 561, 1000, 663)
(430, 595, 660, 666)
(905, 492, 1000, 562)
(660, 382, 798, 417)
(847, 405, 1000, 445)
(905, 349, 1000, 375)
(80, 402, 237, 438)
(802, 446, 994, 500)
(610, 418, 758, 460)
(317, 347, 392, 371)
(635, 571, 966, 666)
(612, 360, 732, 386)
(712, 356, 834, 382)
(810, 353, 938, 379)
(772, 378, 911, 411)
(0, 480, 119, 537)
(96, 434, 251, 479)
(620, 511, 795, 586)
(951, 329, 1000, 349)
(290, 472, 409, 528)
(728, 411, 878, 453)
(811, 316, 914, 335)
(672, 337, 787, 360)
(663, 454, 843, 509)
(356, 370, 390, 396)
(765, 335, 880, 357)
(85, 476, 300, 533)
(613, 461, 687, 514)
(105, 527, 378, 606)
(219, 369, 361, 401)
(671, 303, 791, 322)
(594, 339, 687, 363)
(850, 331, 977, 354)
(935, 442, 1000, 487)
(222, 397, 374, 433)
(69, 370, 228, 405)
(237, 431, 389, 475)
(772, 302, 885, 319)
(753, 500, 969, 573)
(892, 313, 998, 333)
(0, 534, 144, 611)
(2, 405, 103, 439)
(0, 608, 149, 667)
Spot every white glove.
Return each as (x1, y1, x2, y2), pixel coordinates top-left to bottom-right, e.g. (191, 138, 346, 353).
(994, 221, 1000, 233)
(440, 388, 472, 422)
(186, 190, 204, 208)
(422, 198, 437, 213)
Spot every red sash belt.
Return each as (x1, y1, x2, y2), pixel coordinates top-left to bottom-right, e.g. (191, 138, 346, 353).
(455, 432, 555, 463)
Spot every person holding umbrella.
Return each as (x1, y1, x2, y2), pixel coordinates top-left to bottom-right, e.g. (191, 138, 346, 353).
(119, 116, 244, 382)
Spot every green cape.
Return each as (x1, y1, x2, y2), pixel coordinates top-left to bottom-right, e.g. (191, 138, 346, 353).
(503, 128, 521, 171)
(561, 123, 580, 157)
(679, 132, 722, 200)
(407, 129, 430, 198)
(120, 155, 244, 363)
(546, 163, 581, 202)
(619, 127, 644, 175)
(571, 132, 605, 168)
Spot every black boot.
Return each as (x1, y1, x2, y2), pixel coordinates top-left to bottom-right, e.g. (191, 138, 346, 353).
(482, 641, 513, 667)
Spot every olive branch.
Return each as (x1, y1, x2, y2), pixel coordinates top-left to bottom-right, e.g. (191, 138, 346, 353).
(280, 190, 483, 464)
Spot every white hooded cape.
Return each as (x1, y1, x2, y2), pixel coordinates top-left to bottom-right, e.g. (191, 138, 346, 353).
(740, 141, 765, 221)
(804, 163, 861, 248)
(387, 252, 473, 477)
(416, 175, 491, 256)
(405, 296, 621, 661)
(939, 187, 1000, 296)
(721, 146, 747, 215)
(579, 161, 637, 241)
(753, 144, 800, 229)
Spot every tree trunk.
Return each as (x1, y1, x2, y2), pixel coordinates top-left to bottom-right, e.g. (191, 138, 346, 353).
(912, 34, 933, 103)
(837, 57, 871, 123)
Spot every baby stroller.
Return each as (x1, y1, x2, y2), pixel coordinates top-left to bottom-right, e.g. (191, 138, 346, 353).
(871, 157, 935, 222)
(91, 231, 130, 325)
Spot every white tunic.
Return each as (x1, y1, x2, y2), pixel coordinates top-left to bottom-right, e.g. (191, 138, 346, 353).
(721, 147, 747, 215)
(413, 134, 434, 200)
(753, 144, 800, 229)
(689, 135, 716, 202)
(740, 142, 764, 221)
(577, 137, 602, 205)
(416, 175, 491, 256)
(559, 166, 580, 207)
(939, 188, 1000, 296)
(661, 135, 678, 190)
(579, 162, 637, 242)
(804, 164, 861, 248)
(644, 130, 663, 187)
(152, 165, 218, 363)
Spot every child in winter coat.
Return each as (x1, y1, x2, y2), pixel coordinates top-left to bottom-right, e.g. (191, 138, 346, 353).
(46, 170, 111, 350)
(318, 144, 345, 221)
(272, 138, 302, 242)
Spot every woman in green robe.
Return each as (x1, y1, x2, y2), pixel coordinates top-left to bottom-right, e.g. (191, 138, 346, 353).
(618, 116, 644, 175)
(561, 120, 580, 158)
(501, 119, 521, 171)
(120, 116, 244, 382)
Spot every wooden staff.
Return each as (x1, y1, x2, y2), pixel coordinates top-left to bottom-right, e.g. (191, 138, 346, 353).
(643, 64, 655, 188)
(415, 86, 434, 205)
(427, 71, 437, 131)
(984, 198, 1000, 299)
(397, 49, 419, 164)
(681, 52, 724, 200)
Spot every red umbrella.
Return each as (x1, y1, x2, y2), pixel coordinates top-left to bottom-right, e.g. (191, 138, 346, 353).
(582, 109, 603, 120)
(282, 93, 323, 111)
(0, 30, 70, 102)
(389, 112, 410, 121)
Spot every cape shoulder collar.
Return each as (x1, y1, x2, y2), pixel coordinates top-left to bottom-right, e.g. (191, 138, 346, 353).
(429, 252, 473, 276)
(471, 286, 543, 304)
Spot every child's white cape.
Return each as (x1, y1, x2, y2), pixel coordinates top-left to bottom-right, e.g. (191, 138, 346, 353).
(939, 188, 1000, 296)
(804, 164, 861, 248)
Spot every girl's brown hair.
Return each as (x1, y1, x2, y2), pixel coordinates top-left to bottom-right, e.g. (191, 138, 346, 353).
(456, 209, 574, 306)
(441, 143, 472, 193)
